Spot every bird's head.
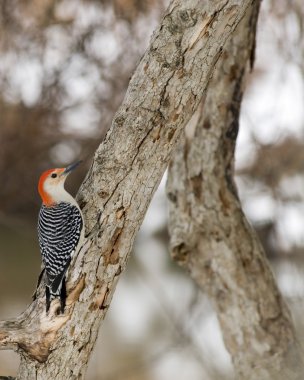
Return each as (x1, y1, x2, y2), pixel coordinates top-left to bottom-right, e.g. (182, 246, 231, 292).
(38, 161, 82, 206)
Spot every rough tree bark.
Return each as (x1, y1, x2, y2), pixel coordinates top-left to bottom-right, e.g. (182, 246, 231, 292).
(0, 0, 298, 379)
(167, 2, 303, 380)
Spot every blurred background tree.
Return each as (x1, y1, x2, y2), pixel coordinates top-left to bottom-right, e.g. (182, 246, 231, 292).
(0, 0, 304, 379)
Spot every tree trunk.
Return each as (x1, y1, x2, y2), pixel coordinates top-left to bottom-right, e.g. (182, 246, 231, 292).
(0, 0, 298, 379)
(166, 2, 303, 380)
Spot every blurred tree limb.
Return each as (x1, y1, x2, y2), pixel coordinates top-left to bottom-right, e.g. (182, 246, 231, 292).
(0, 0, 297, 379)
(167, 1, 304, 379)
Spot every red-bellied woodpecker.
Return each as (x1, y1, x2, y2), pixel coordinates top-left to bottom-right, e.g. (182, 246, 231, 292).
(37, 161, 84, 313)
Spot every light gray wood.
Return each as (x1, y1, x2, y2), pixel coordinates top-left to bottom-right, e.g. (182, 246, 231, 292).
(166, 2, 303, 379)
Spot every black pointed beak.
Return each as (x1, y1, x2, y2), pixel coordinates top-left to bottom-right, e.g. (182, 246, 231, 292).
(61, 160, 82, 176)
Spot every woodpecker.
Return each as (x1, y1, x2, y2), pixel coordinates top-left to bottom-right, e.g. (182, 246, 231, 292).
(37, 161, 84, 313)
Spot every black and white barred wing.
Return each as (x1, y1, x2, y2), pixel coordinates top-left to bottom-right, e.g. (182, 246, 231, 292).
(38, 202, 83, 294)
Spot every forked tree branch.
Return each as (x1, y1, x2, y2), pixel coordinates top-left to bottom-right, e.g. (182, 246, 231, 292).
(0, 0, 278, 379)
(167, 2, 304, 379)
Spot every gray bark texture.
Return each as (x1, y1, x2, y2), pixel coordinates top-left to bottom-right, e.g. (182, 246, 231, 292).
(166, 2, 304, 380)
(0, 0, 300, 379)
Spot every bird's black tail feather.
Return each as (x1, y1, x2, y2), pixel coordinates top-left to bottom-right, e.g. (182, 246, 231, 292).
(45, 273, 67, 314)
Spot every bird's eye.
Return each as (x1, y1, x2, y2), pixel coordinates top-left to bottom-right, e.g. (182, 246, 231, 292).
(51, 173, 57, 178)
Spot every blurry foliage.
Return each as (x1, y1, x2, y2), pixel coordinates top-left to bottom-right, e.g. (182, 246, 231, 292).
(0, 0, 165, 220)
(236, 0, 304, 258)
(240, 138, 304, 189)
(1, 0, 304, 379)
(238, 138, 304, 257)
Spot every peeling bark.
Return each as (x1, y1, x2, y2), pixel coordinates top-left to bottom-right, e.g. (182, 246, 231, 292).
(0, 0, 272, 379)
(167, 2, 304, 380)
